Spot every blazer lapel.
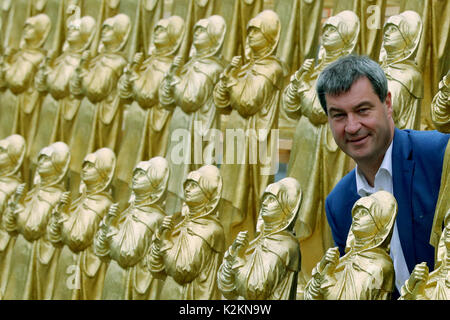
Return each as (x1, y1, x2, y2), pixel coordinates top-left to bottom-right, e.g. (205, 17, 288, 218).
(392, 128, 416, 272)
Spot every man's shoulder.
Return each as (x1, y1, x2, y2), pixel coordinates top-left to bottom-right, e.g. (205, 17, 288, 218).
(396, 129, 449, 161)
(399, 129, 449, 148)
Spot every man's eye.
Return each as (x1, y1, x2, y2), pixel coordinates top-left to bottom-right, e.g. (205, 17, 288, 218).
(358, 108, 370, 114)
(332, 113, 345, 119)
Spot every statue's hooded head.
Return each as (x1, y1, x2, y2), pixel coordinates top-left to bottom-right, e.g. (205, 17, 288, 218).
(0, 134, 26, 177)
(190, 15, 226, 58)
(347, 191, 398, 252)
(380, 10, 422, 64)
(64, 9, 96, 53)
(130, 156, 169, 205)
(182, 165, 222, 217)
(21, 13, 51, 49)
(319, 10, 360, 62)
(35, 141, 71, 187)
(245, 10, 280, 59)
(150, 15, 185, 56)
(81, 148, 116, 194)
(256, 177, 302, 234)
(100, 13, 131, 53)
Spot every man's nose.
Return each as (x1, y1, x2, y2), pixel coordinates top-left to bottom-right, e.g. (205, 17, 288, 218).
(345, 114, 361, 134)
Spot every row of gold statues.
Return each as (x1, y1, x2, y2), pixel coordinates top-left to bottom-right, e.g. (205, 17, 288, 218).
(0, 0, 448, 300)
(0, 137, 448, 299)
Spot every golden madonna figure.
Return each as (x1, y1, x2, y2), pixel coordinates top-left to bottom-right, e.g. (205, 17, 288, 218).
(118, 15, 185, 159)
(70, 13, 131, 158)
(34, 12, 96, 147)
(93, 157, 169, 300)
(2, 142, 70, 300)
(160, 15, 226, 214)
(400, 211, 450, 300)
(148, 165, 224, 300)
(0, 134, 26, 298)
(217, 177, 302, 300)
(304, 191, 397, 300)
(282, 10, 359, 287)
(379, 10, 423, 130)
(47, 148, 116, 300)
(213, 10, 283, 246)
(0, 13, 51, 176)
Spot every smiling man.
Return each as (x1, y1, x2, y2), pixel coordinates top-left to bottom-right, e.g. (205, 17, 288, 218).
(317, 55, 449, 297)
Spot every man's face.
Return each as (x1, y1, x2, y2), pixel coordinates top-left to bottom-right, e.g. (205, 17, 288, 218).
(326, 77, 394, 167)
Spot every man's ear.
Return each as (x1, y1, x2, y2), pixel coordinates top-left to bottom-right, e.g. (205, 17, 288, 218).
(385, 91, 392, 116)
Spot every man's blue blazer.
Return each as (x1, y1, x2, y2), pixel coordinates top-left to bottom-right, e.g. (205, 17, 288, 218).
(325, 128, 449, 272)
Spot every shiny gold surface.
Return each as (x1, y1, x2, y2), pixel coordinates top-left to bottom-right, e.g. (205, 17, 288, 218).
(217, 177, 301, 300)
(304, 191, 397, 300)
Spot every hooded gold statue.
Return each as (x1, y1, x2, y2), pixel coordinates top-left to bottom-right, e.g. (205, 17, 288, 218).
(304, 191, 397, 300)
(48, 147, 116, 300)
(148, 164, 224, 299)
(94, 157, 169, 300)
(380, 10, 424, 130)
(218, 177, 302, 300)
(2, 141, 70, 300)
(0, 134, 26, 298)
(400, 210, 450, 300)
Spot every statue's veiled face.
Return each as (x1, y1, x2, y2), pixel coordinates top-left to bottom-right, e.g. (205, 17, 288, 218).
(193, 25, 211, 50)
(23, 22, 37, 41)
(184, 180, 206, 206)
(131, 168, 151, 194)
(67, 23, 82, 44)
(321, 25, 344, 52)
(383, 24, 406, 52)
(247, 26, 269, 53)
(101, 23, 116, 45)
(81, 160, 100, 184)
(153, 25, 170, 48)
(37, 154, 56, 178)
(260, 193, 282, 224)
(351, 205, 378, 241)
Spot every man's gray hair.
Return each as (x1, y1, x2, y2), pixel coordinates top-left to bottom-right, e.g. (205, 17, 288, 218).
(316, 55, 388, 114)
